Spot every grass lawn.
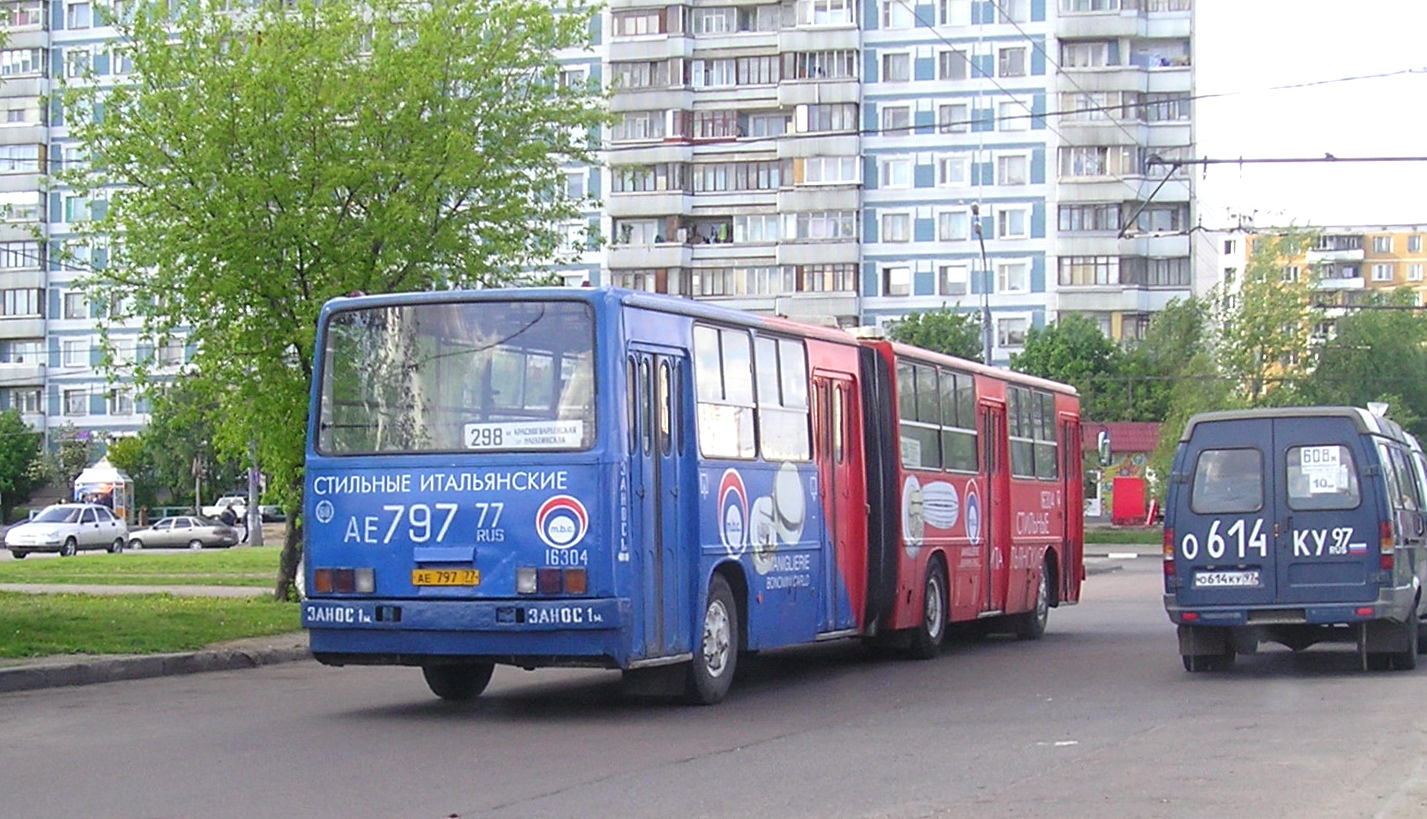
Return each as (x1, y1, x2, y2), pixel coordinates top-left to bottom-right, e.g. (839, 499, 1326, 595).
(1085, 527, 1162, 545)
(0, 546, 281, 587)
(0, 592, 299, 659)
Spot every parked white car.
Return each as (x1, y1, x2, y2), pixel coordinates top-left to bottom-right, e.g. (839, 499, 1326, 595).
(5, 503, 129, 558)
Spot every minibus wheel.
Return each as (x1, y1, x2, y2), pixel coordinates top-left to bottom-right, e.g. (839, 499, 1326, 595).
(1390, 610, 1419, 670)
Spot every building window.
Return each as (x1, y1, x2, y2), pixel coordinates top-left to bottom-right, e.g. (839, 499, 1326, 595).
(998, 100, 1029, 131)
(938, 264, 969, 296)
(615, 219, 662, 245)
(1059, 145, 1140, 177)
(786, 50, 859, 80)
(65, 1, 91, 29)
(997, 47, 1027, 77)
(108, 389, 133, 416)
(62, 338, 88, 366)
(937, 210, 970, 241)
(882, 265, 911, 296)
(1280, 265, 1299, 283)
(797, 264, 857, 292)
(1372, 263, 1395, 282)
(881, 51, 910, 82)
(937, 155, 969, 186)
(1058, 256, 1118, 286)
(938, 0, 971, 25)
(733, 214, 780, 243)
(612, 9, 664, 36)
(156, 339, 185, 367)
(802, 103, 857, 132)
(797, 0, 855, 26)
(1409, 263, 1424, 282)
(1410, 235, 1423, 253)
(998, 317, 1028, 348)
(0, 48, 43, 76)
(1059, 203, 1120, 232)
(64, 388, 88, 416)
(938, 49, 970, 80)
(0, 287, 40, 317)
(799, 155, 859, 185)
(1061, 41, 1112, 68)
(880, 105, 911, 135)
(937, 102, 970, 134)
(881, 0, 914, 28)
(0, 339, 41, 363)
(997, 261, 1030, 293)
(998, 154, 1029, 185)
(4, 387, 41, 414)
(997, 0, 1029, 22)
(881, 158, 911, 188)
(997, 207, 1029, 239)
(1373, 236, 1393, 253)
(786, 210, 858, 240)
(62, 291, 87, 319)
(881, 212, 911, 242)
(0, 190, 41, 220)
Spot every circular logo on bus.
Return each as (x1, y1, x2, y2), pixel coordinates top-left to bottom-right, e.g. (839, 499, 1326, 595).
(719, 468, 748, 557)
(536, 495, 588, 550)
(964, 480, 982, 546)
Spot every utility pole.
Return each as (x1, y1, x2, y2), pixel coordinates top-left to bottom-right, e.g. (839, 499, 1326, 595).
(972, 203, 992, 365)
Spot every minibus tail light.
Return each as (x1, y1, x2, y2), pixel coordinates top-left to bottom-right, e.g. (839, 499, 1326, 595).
(314, 569, 334, 594)
(537, 568, 563, 595)
(564, 568, 588, 595)
(1162, 527, 1175, 576)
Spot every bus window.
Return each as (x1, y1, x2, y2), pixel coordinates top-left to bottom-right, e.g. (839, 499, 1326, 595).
(755, 336, 810, 461)
(658, 360, 672, 456)
(897, 361, 941, 470)
(317, 301, 595, 454)
(940, 369, 977, 472)
(693, 325, 755, 459)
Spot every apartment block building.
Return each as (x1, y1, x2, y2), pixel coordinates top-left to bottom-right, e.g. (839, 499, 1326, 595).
(1241, 226, 1427, 311)
(0, 0, 1194, 448)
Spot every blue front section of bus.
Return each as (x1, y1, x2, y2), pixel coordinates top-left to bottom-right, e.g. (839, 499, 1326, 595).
(301, 457, 635, 667)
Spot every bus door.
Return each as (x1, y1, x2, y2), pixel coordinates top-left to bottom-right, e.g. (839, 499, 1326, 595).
(813, 373, 857, 633)
(1060, 416, 1084, 603)
(628, 348, 692, 658)
(982, 401, 1011, 614)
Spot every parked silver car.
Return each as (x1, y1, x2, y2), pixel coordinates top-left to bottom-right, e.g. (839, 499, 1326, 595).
(5, 503, 129, 558)
(127, 516, 239, 550)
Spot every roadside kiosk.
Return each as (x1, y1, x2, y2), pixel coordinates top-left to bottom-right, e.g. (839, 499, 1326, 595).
(73, 458, 135, 525)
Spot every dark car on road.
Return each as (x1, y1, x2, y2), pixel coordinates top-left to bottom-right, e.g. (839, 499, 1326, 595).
(127, 516, 239, 550)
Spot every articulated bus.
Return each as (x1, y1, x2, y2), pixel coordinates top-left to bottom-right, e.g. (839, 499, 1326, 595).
(301, 287, 1083, 704)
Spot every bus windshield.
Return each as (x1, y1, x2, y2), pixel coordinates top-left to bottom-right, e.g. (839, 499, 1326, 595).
(317, 300, 596, 454)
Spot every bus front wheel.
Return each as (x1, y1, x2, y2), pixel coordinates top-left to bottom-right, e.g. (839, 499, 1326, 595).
(686, 574, 739, 705)
(422, 662, 495, 701)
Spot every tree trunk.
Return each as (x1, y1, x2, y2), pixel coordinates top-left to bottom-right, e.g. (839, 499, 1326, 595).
(274, 515, 303, 601)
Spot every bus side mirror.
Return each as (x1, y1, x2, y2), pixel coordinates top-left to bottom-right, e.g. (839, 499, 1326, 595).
(1097, 430, 1111, 466)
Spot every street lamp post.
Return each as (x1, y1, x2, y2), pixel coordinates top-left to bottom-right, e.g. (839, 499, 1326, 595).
(971, 203, 992, 365)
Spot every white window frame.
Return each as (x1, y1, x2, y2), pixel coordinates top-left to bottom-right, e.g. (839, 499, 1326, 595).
(938, 0, 971, 25)
(881, 0, 915, 27)
(997, 261, 1030, 293)
(998, 99, 1031, 131)
(882, 265, 912, 296)
(1373, 235, 1393, 253)
(881, 158, 911, 189)
(1372, 263, 1395, 282)
(881, 211, 912, 242)
(107, 389, 133, 416)
(937, 209, 970, 241)
(998, 153, 1030, 186)
(881, 51, 911, 82)
(997, 206, 1030, 239)
(997, 316, 1029, 348)
(880, 105, 912, 135)
(938, 102, 970, 134)
(61, 338, 88, 367)
(938, 263, 969, 295)
(997, 46, 1027, 77)
(936, 155, 969, 186)
(1409, 263, 1424, 282)
(62, 290, 87, 319)
(63, 388, 88, 416)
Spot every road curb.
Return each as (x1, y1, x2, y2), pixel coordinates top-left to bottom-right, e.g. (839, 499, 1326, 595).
(0, 634, 311, 694)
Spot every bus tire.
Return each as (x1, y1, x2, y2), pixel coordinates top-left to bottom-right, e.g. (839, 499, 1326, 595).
(908, 561, 947, 660)
(422, 663, 495, 701)
(1013, 560, 1051, 641)
(686, 574, 738, 705)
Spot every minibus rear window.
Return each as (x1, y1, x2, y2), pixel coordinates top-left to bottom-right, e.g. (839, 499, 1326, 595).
(1191, 448, 1264, 514)
(1286, 445, 1360, 511)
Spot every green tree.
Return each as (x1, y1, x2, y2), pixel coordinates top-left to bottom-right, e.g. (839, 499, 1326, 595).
(1209, 230, 1321, 405)
(1117, 297, 1211, 422)
(1010, 314, 1124, 420)
(886, 306, 984, 362)
(0, 409, 42, 522)
(60, 0, 607, 598)
(1304, 288, 1427, 438)
(34, 423, 100, 498)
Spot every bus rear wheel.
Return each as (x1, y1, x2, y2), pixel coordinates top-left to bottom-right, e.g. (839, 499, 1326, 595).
(908, 562, 947, 660)
(422, 662, 495, 701)
(1012, 560, 1051, 641)
(686, 574, 738, 705)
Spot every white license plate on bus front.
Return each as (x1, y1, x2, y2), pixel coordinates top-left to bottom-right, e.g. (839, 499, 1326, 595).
(1194, 570, 1260, 588)
(412, 569, 481, 587)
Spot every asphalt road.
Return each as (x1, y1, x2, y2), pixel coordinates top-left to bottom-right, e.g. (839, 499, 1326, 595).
(2, 560, 1425, 819)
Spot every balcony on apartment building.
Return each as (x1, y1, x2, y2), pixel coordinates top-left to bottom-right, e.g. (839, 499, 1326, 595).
(1313, 263, 1366, 291)
(1305, 235, 1365, 264)
(1057, 0, 1192, 40)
